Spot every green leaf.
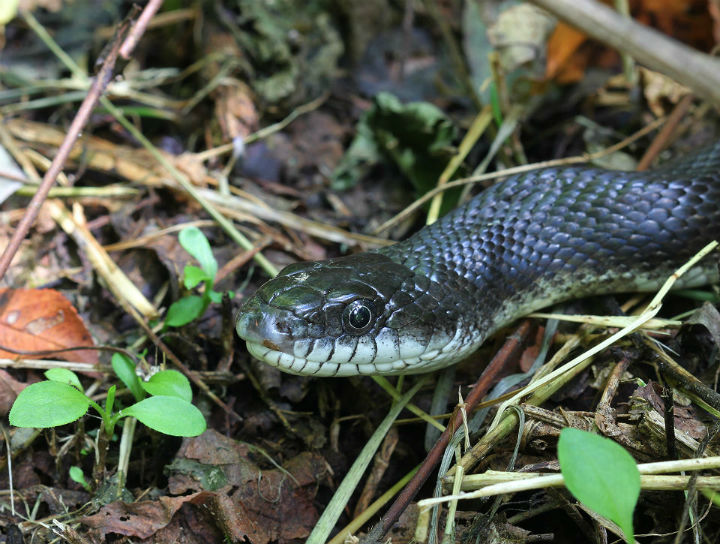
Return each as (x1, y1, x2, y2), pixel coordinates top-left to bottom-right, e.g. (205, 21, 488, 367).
(111, 353, 144, 401)
(45, 368, 82, 390)
(331, 118, 381, 190)
(141, 370, 192, 402)
(332, 93, 457, 195)
(207, 289, 223, 304)
(183, 265, 211, 289)
(106, 385, 116, 416)
(121, 396, 206, 437)
(179, 227, 217, 280)
(10, 381, 91, 428)
(165, 295, 205, 327)
(558, 428, 640, 544)
(69, 466, 91, 491)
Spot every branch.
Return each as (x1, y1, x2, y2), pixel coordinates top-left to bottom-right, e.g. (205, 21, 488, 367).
(530, 0, 720, 105)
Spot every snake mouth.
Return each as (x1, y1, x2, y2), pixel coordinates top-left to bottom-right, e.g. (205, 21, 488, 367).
(245, 339, 452, 377)
(235, 266, 482, 376)
(245, 340, 367, 377)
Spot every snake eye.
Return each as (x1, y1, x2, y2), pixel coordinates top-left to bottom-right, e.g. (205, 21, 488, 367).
(342, 299, 376, 335)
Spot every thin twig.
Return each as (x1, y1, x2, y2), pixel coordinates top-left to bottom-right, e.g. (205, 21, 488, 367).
(119, 0, 163, 59)
(636, 94, 694, 170)
(0, 8, 137, 280)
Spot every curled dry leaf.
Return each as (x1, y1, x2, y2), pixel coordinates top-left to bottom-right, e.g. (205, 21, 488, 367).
(0, 288, 97, 365)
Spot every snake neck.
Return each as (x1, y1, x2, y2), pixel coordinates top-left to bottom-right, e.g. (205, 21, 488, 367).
(378, 150, 720, 341)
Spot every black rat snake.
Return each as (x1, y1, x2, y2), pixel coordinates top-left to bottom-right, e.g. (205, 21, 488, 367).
(236, 142, 720, 376)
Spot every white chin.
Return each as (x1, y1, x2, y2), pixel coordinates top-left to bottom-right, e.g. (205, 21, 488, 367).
(244, 340, 455, 377)
(246, 341, 345, 376)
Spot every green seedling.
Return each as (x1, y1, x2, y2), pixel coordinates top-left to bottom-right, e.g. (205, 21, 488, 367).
(165, 226, 229, 327)
(10, 354, 206, 438)
(558, 428, 640, 544)
(69, 466, 92, 492)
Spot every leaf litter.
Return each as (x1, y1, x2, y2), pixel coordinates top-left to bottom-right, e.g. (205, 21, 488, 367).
(0, 1, 720, 543)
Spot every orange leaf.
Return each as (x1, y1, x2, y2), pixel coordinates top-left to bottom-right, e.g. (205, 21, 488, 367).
(0, 288, 97, 366)
(546, 22, 589, 82)
(546, 0, 714, 84)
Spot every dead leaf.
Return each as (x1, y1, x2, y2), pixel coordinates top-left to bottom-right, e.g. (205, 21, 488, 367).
(0, 368, 28, 414)
(82, 492, 207, 539)
(545, 22, 589, 82)
(168, 429, 330, 544)
(711, 0, 720, 43)
(636, 0, 714, 49)
(0, 288, 97, 365)
(487, 4, 555, 75)
(19, 0, 63, 12)
(687, 302, 720, 349)
(213, 81, 259, 141)
(639, 67, 690, 116)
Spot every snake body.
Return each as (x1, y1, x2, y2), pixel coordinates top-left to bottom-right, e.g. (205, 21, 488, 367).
(236, 143, 720, 376)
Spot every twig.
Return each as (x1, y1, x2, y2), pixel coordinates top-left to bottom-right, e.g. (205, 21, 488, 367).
(307, 378, 428, 544)
(426, 106, 493, 224)
(488, 241, 718, 430)
(121, 293, 242, 422)
(0, 8, 137, 280)
(636, 94, 694, 170)
(119, 0, 163, 59)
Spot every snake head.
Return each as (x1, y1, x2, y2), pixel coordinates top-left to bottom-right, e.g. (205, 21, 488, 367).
(236, 253, 475, 376)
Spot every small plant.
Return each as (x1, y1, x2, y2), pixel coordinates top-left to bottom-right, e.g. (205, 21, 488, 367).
(165, 226, 228, 327)
(69, 466, 92, 492)
(10, 354, 206, 438)
(558, 428, 640, 544)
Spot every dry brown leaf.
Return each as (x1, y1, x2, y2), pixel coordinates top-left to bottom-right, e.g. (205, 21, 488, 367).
(639, 66, 691, 116)
(169, 429, 330, 544)
(213, 81, 259, 141)
(19, 0, 62, 12)
(82, 492, 210, 539)
(0, 368, 27, 415)
(545, 22, 589, 83)
(0, 288, 97, 365)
